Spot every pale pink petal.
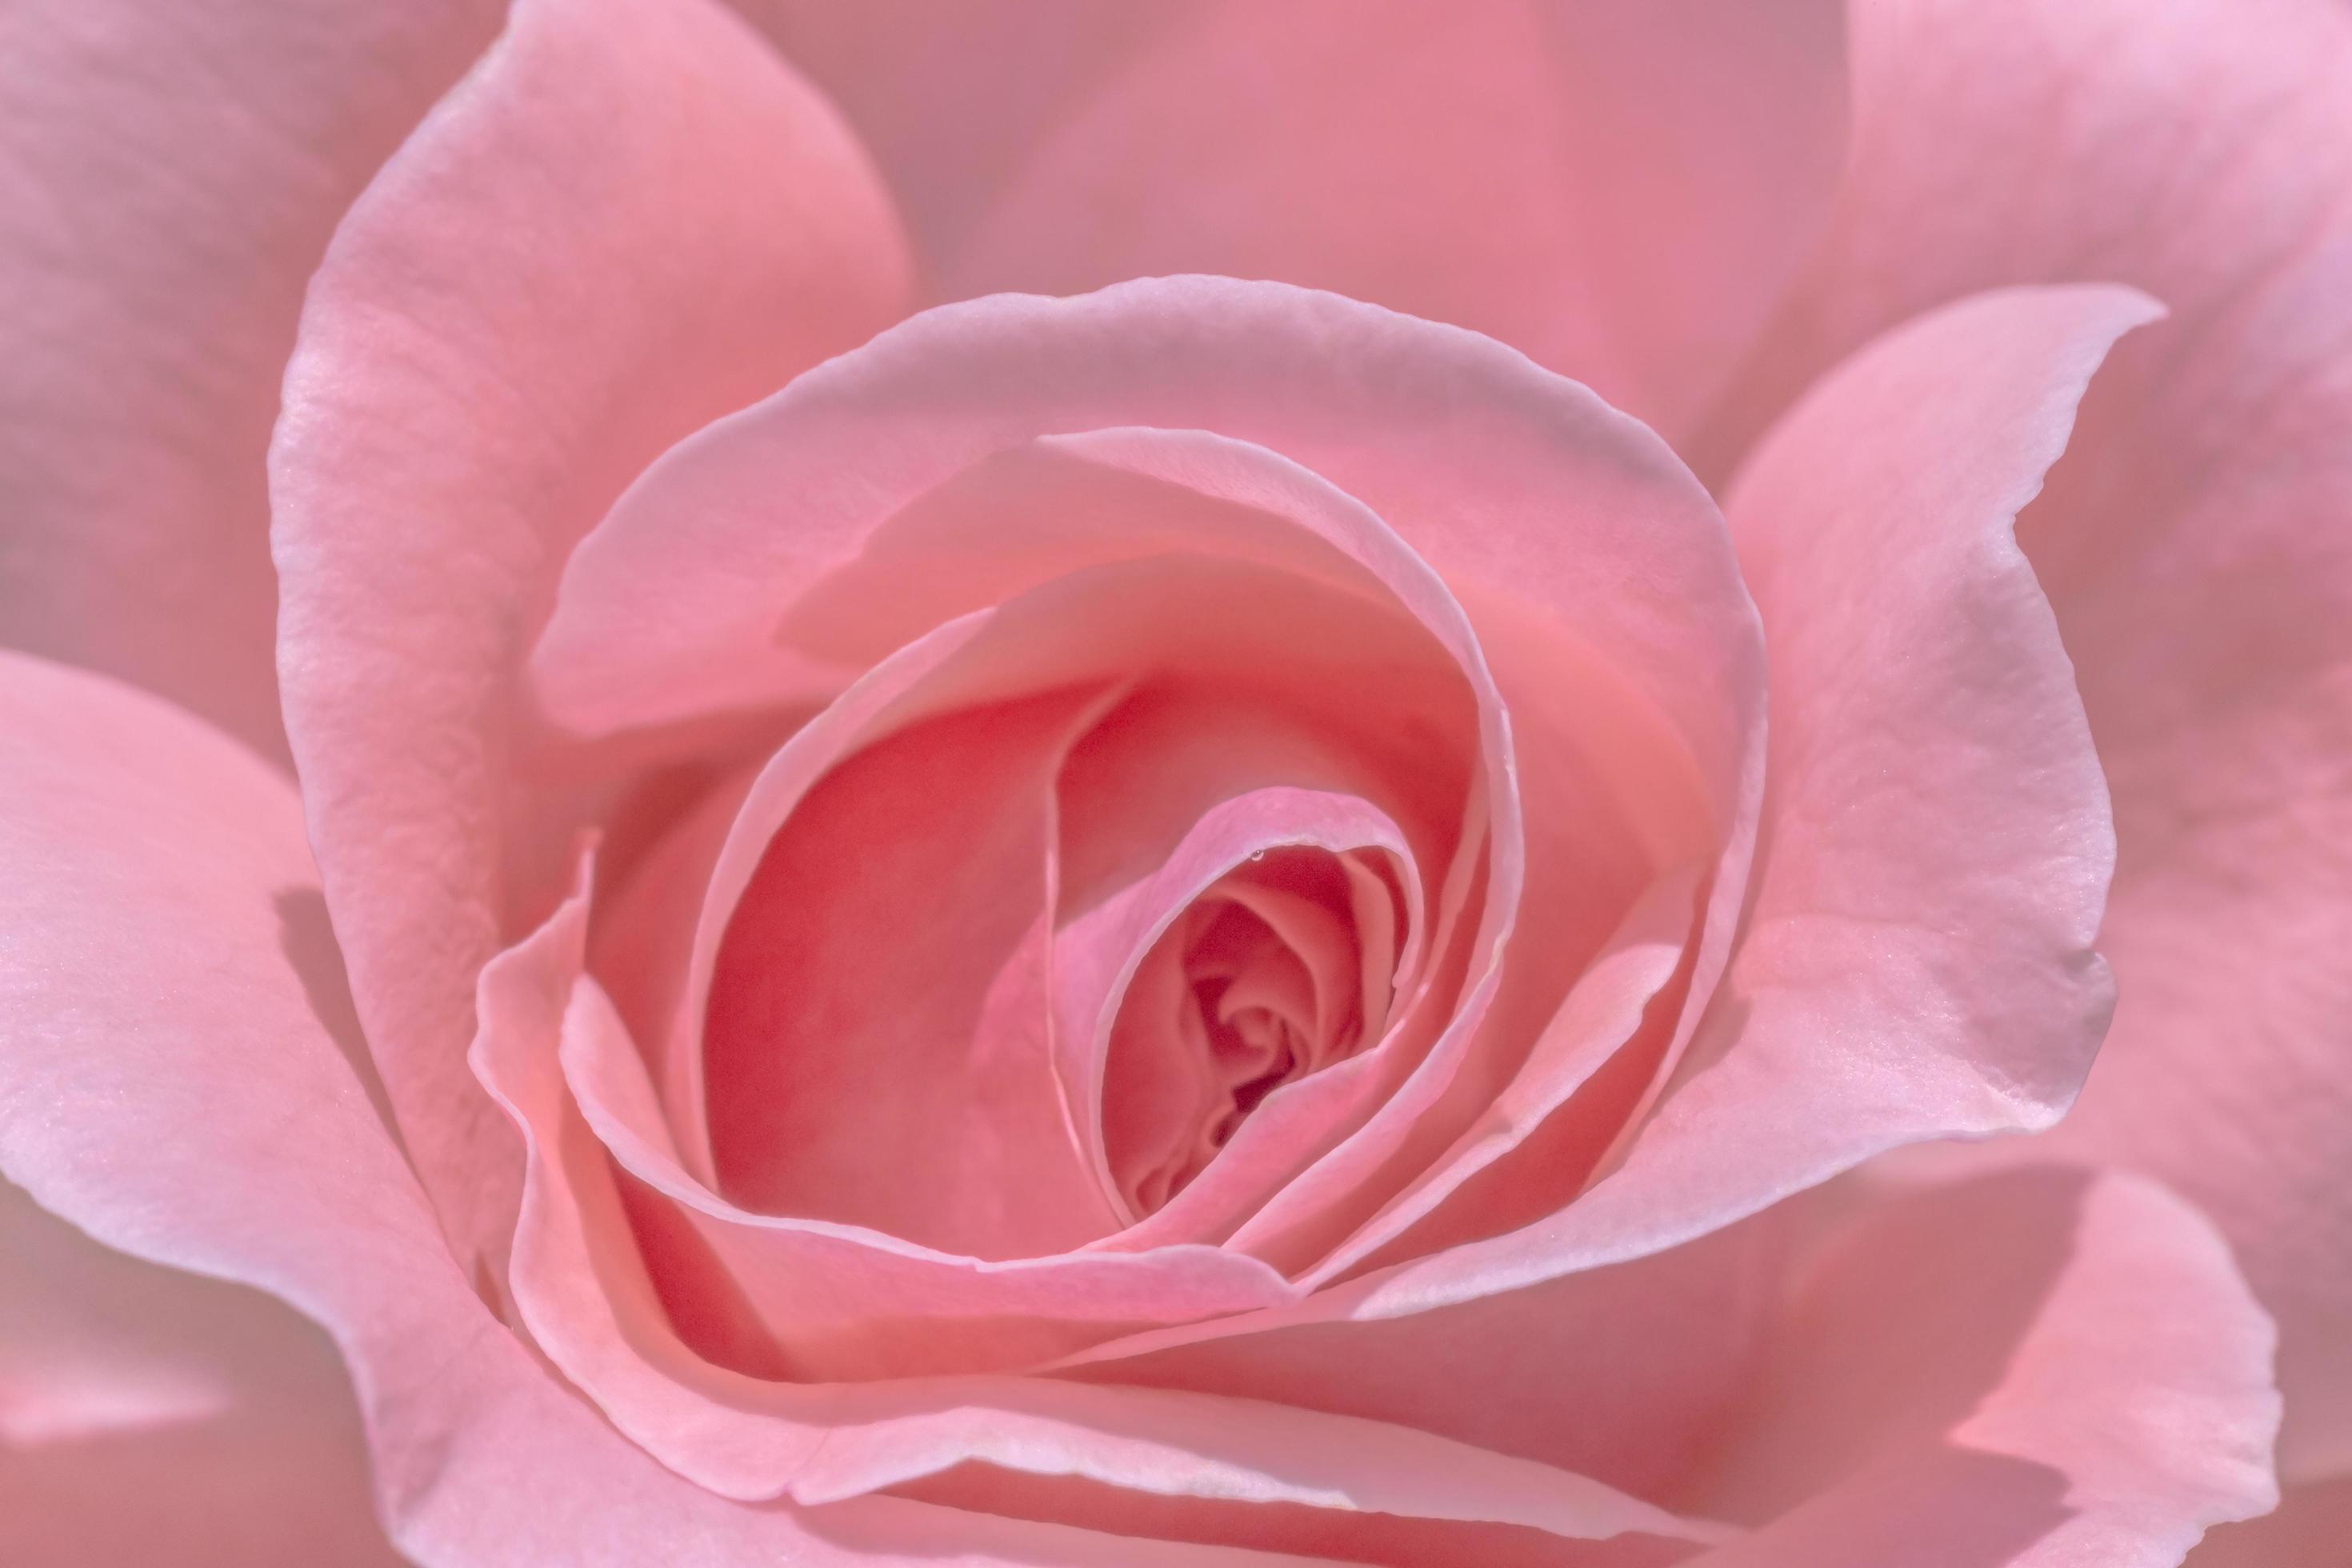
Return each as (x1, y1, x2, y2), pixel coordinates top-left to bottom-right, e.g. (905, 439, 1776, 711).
(0, 651, 1314, 1568)
(557, 964, 1298, 1375)
(269, 0, 910, 1278)
(728, 0, 1164, 270)
(0, 1180, 399, 1566)
(701, 685, 1124, 1258)
(1710, 0, 2352, 1475)
(1683, 1168, 2278, 1566)
(745, 0, 1846, 439)
(1058, 789, 1418, 1228)
(896, 1471, 1708, 1568)
(0, 0, 498, 761)
(1050, 1213, 1779, 1507)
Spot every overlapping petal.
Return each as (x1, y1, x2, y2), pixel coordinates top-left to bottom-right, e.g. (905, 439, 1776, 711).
(0, 0, 498, 762)
(738, 0, 1847, 439)
(1706, 0, 2352, 1477)
(0, 650, 1327, 1568)
(268, 0, 911, 1278)
(1684, 1168, 2278, 1566)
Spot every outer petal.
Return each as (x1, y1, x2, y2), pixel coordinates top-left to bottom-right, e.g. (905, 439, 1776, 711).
(1603, 284, 2148, 1242)
(0, 1180, 398, 1566)
(0, 0, 499, 762)
(744, 0, 1848, 439)
(270, 0, 910, 1276)
(1710, 0, 2352, 1475)
(0, 651, 1314, 1568)
(1683, 1168, 2279, 1566)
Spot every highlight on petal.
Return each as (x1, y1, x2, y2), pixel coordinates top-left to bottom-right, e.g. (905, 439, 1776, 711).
(0, 0, 498, 762)
(269, 0, 910, 1280)
(1703, 0, 2352, 1476)
(1683, 1167, 2279, 1567)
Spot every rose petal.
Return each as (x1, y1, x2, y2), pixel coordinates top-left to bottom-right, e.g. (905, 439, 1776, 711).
(1049, 1203, 1779, 1507)
(0, 650, 1319, 1568)
(1710, 0, 2352, 1476)
(0, 1179, 399, 1566)
(0, 0, 498, 761)
(268, 0, 910, 1277)
(1297, 866, 1705, 1285)
(1683, 1168, 2278, 1566)
(702, 684, 1126, 1258)
(747, 0, 1846, 439)
(534, 278, 1757, 818)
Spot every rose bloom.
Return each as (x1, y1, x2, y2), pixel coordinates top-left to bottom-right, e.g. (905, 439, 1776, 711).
(3, 0, 2347, 1563)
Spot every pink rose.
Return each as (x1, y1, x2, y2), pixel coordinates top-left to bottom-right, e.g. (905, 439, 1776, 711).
(3, 0, 2343, 1563)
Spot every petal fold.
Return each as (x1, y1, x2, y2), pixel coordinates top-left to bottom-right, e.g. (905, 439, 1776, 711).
(1712, 0, 2352, 1474)
(270, 0, 910, 1277)
(1686, 1168, 2279, 1567)
(0, 0, 498, 761)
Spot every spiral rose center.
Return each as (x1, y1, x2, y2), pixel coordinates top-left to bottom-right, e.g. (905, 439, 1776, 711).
(1100, 844, 1397, 1215)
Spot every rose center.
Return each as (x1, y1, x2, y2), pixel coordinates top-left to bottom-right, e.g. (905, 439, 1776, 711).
(1100, 845, 1398, 1215)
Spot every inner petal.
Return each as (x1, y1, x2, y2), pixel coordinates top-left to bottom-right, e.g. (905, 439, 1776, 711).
(702, 684, 1122, 1258)
(1102, 846, 1394, 1216)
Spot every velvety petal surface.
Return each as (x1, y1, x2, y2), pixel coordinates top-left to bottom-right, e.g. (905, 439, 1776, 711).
(270, 0, 910, 1278)
(0, 650, 1327, 1568)
(0, 1179, 399, 1566)
(742, 0, 1847, 439)
(0, 0, 499, 762)
(1707, 0, 2352, 1475)
(1682, 1168, 2278, 1567)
